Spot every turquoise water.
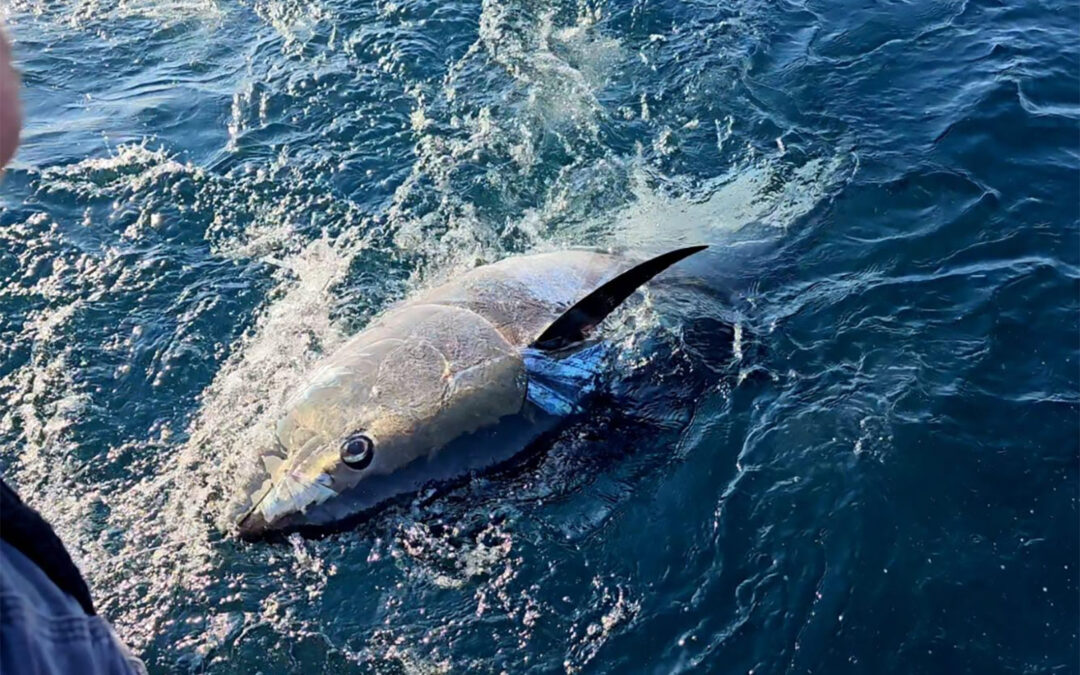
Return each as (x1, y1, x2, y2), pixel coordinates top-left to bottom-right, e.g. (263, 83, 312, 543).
(1, 0, 1077, 672)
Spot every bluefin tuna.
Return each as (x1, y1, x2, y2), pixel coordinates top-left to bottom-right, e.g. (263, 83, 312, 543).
(236, 246, 709, 538)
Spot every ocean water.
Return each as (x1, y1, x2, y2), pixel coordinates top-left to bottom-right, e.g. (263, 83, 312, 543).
(0, 0, 1076, 672)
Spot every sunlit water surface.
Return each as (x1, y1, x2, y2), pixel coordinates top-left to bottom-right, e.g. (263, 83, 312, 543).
(1, 0, 1076, 672)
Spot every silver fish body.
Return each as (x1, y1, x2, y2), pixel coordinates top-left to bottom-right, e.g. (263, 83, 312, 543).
(237, 249, 692, 538)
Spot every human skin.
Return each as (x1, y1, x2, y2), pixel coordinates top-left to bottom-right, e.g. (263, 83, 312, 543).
(0, 29, 21, 171)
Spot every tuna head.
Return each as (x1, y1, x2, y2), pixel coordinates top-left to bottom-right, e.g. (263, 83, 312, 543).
(237, 304, 526, 538)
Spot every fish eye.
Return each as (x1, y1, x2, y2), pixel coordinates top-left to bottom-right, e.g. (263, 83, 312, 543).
(340, 433, 374, 470)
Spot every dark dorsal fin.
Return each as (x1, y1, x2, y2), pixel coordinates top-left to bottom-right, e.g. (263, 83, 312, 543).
(531, 245, 708, 351)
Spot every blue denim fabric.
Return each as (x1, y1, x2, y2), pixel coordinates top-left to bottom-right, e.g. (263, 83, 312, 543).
(0, 541, 146, 675)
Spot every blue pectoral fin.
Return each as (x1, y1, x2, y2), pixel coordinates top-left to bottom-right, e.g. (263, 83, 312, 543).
(524, 343, 612, 416)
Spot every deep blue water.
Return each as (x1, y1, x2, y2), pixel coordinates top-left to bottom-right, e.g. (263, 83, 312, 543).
(1, 0, 1077, 673)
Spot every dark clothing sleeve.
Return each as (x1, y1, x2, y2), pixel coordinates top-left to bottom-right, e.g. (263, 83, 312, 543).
(1, 481, 146, 675)
(1, 480, 96, 615)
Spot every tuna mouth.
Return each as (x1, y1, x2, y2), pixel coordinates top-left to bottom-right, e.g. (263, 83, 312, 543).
(236, 472, 337, 540)
(236, 481, 277, 539)
(236, 508, 271, 539)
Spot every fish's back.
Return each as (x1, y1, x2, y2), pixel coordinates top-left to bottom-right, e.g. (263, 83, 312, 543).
(410, 250, 627, 346)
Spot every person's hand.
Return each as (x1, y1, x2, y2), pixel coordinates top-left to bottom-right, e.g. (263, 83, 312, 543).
(0, 29, 21, 170)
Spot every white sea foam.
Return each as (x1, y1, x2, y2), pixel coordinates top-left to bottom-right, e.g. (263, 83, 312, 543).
(4, 0, 225, 28)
